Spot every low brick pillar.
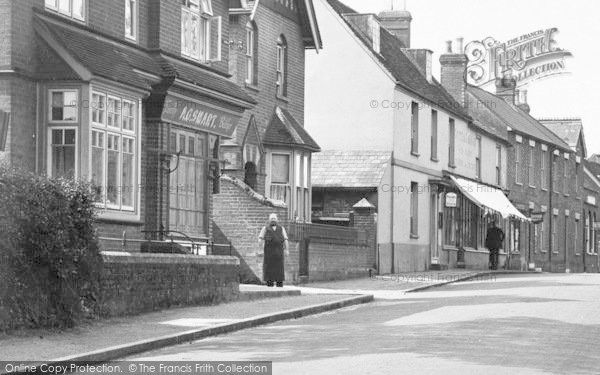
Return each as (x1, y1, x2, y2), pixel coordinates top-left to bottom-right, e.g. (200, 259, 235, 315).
(352, 198, 377, 269)
(99, 251, 240, 317)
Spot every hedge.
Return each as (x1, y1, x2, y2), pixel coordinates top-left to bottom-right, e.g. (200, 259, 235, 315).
(0, 165, 102, 331)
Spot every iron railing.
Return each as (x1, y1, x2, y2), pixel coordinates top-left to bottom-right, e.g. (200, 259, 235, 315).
(287, 222, 368, 246)
(97, 231, 233, 256)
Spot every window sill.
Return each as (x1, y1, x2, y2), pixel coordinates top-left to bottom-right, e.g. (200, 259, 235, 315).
(448, 163, 456, 169)
(541, 188, 548, 192)
(245, 82, 260, 92)
(411, 151, 420, 157)
(431, 157, 439, 163)
(529, 185, 536, 189)
(540, 250, 548, 253)
(410, 234, 419, 239)
(552, 251, 559, 254)
(125, 35, 138, 43)
(575, 253, 581, 256)
(515, 182, 523, 186)
(276, 93, 289, 103)
(97, 210, 142, 224)
(564, 194, 570, 197)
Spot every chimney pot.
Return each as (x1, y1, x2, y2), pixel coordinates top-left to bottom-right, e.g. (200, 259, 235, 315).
(446, 40, 453, 53)
(456, 37, 464, 54)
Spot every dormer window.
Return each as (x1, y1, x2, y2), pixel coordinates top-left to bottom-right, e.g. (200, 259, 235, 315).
(372, 22, 381, 54)
(181, 0, 221, 62)
(45, 0, 85, 21)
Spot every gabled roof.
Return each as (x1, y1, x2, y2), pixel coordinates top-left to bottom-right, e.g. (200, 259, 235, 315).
(312, 150, 391, 188)
(242, 115, 265, 154)
(263, 107, 320, 151)
(467, 85, 571, 151)
(325, 0, 470, 121)
(230, 0, 322, 50)
(538, 118, 586, 156)
(584, 159, 600, 179)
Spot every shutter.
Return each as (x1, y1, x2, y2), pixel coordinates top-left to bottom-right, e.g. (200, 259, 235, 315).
(208, 16, 222, 62)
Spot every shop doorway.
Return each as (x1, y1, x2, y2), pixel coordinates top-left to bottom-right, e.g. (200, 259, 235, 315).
(169, 130, 208, 238)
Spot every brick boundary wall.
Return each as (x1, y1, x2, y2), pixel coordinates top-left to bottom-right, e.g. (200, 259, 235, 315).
(299, 240, 373, 282)
(99, 251, 240, 317)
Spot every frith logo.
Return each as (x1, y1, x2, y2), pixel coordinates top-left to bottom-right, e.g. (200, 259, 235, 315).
(465, 28, 573, 88)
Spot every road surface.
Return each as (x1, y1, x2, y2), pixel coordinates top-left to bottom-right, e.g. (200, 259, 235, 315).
(126, 274, 600, 375)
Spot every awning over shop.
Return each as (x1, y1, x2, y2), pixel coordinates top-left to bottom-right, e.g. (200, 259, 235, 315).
(449, 176, 529, 221)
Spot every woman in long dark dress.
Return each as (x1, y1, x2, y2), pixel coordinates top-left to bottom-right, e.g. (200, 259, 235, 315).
(258, 213, 289, 287)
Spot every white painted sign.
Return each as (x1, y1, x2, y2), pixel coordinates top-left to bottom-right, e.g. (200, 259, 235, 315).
(446, 192, 458, 208)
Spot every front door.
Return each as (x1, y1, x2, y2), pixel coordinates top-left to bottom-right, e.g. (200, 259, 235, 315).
(169, 130, 208, 238)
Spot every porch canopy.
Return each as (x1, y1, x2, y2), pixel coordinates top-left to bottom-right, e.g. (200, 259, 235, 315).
(449, 176, 529, 221)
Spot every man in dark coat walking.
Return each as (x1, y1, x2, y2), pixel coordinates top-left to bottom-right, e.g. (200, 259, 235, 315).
(486, 221, 505, 270)
(258, 213, 289, 287)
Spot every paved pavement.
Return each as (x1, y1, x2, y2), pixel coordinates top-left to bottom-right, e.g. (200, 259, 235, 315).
(125, 273, 600, 375)
(0, 294, 352, 361)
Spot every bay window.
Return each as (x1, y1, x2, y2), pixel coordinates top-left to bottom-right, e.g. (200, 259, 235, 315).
(91, 91, 138, 212)
(181, 0, 221, 62)
(46, 0, 85, 21)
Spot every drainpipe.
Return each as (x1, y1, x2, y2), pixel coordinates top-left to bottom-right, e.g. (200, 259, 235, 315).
(390, 157, 395, 274)
(548, 148, 555, 271)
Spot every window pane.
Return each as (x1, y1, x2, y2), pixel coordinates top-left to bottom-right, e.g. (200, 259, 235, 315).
(107, 98, 121, 128)
(51, 92, 64, 121)
(52, 129, 63, 145)
(73, 0, 84, 19)
(58, 0, 70, 14)
(272, 154, 290, 184)
(122, 138, 135, 208)
(107, 135, 120, 206)
(92, 131, 105, 202)
(45, 0, 58, 9)
(303, 155, 309, 188)
(125, 0, 134, 36)
(64, 129, 76, 145)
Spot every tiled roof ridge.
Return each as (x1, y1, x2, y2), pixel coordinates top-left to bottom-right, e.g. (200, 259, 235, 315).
(467, 85, 570, 150)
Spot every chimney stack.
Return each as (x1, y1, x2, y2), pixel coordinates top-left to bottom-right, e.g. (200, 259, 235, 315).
(495, 75, 517, 105)
(516, 89, 531, 113)
(439, 38, 468, 108)
(378, 9, 412, 48)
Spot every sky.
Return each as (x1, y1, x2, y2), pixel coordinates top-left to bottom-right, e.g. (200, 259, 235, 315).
(332, 0, 600, 155)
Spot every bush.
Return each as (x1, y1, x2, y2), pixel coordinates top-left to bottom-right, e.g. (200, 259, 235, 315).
(0, 166, 102, 330)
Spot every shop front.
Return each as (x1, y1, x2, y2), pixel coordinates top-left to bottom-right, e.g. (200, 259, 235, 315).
(436, 175, 529, 270)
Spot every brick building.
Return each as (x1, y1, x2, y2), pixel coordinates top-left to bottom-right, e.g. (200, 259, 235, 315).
(582, 160, 600, 272)
(0, 0, 320, 253)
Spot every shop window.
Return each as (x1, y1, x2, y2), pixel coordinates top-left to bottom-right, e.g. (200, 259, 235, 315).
(50, 90, 78, 123)
(169, 130, 208, 236)
(181, 0, 221, 62)
(125, 0, 138, 40)
(46, 0, 85, 21)
(276, 35, 288, 97)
